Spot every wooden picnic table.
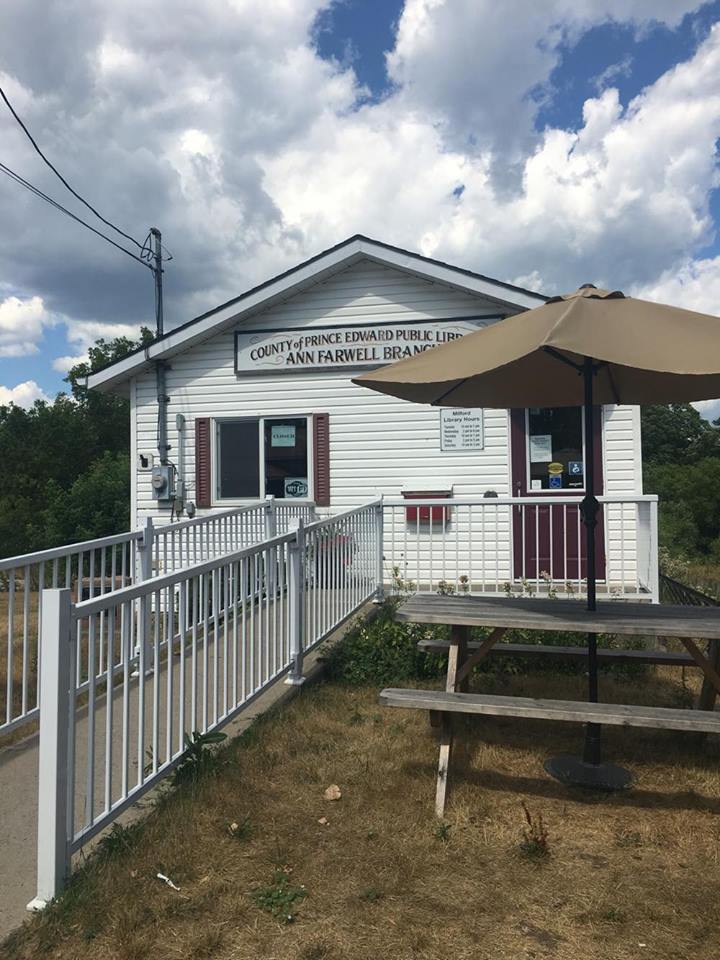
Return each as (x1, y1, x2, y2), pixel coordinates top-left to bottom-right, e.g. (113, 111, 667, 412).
(381, 595, 720, 816)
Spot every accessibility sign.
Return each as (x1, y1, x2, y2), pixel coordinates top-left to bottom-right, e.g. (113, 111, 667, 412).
(568, 461, 584, 476)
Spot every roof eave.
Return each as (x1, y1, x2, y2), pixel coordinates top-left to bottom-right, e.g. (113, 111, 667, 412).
(87, 236, 547, 393)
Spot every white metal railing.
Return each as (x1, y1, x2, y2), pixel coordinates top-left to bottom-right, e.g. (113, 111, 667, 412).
(0, 499, 315, 736)
(30, 499, 381, 908)
(381, 495, 659, 603)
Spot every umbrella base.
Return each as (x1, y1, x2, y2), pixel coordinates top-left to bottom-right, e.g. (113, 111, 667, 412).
(544, 755, 633, 791)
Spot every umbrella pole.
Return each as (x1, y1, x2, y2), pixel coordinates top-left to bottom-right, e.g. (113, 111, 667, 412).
(581, 356, 601, 764)
(544, 356, 632, 791)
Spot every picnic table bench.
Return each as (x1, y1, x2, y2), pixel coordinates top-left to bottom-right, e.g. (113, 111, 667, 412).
(380, 595, 720, 816)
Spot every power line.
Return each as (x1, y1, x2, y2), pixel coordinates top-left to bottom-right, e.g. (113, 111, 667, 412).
(0, 160, 152, 269)
(0, 84, 146, 250)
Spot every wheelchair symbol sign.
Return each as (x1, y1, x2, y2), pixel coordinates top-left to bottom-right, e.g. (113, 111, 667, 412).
(568, 461, 584, 476)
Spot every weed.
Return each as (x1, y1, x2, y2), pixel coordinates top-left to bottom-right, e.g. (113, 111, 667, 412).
(172, 730, 227, 787)
(227, 816, 252, 841)
(434, 822, 450, 842)
(616, 829, 643, 848)
(359, 887, 383, 902)
(348, 708, 365, 726)
(251, 868, 307, 923)
(96, 822, 142, 860)
(519, 801, 549, 860)
(601, 908, 627, 923)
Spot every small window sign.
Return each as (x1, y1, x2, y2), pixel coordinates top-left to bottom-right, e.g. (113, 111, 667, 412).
(440, 409, 484, 451)
(529, 434, 552, 462)
(284, 477, 308, 498)
(271, 424, 296, 447)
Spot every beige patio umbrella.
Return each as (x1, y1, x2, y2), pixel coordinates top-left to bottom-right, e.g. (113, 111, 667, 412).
(354, 285, 720, 408)
(354, 284, 720, 790)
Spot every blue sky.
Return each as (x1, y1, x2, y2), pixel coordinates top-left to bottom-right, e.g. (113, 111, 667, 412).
(1, 0, 720, 408)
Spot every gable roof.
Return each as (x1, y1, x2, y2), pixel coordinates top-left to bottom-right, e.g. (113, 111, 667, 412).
(87, 234, 548, 392)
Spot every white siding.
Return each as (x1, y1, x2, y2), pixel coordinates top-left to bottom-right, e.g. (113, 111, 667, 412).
(602, 405, 644, 588)
(133, 259, 512, 524)
(130, 258, 646, 591)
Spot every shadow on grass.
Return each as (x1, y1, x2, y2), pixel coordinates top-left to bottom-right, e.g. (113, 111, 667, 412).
(402, 759, 720, 814)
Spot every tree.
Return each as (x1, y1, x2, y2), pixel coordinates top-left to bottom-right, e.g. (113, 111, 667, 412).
(641, 403, 720, 465)
(0, 328, 152, 556)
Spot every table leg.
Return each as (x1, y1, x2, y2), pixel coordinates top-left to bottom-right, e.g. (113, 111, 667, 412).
(681, 637, 720, 707)
(435, 625, 469, 818)
(699, 640, 720, 712)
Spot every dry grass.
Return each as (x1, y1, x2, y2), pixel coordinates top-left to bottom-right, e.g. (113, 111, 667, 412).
(4, 667, 720, 960)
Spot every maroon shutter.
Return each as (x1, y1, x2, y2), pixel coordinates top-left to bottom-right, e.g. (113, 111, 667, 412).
(313, 413, 330, 506)
(195, 418, 212, 508)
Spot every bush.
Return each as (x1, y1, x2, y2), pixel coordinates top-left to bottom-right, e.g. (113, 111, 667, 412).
(323, 600, 449, 685)
(323, 599, 647, 686)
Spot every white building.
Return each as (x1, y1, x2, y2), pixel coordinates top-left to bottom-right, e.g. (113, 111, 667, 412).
(88, 235, 655, 598)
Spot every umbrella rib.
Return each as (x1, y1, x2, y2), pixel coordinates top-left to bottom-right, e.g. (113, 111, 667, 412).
(433, 378, 469, 405)
(543, 346, 583, 372)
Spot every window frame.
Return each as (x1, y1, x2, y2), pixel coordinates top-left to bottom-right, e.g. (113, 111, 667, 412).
(524, 407, 587, 494)
(213, 414, 314, 504)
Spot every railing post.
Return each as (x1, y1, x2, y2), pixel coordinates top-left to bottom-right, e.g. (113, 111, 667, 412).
(264, 495, 277, 539)
(135, 516, 154, 664)
(649, 498, 659, 604)
(265, 496, 277, 596)
(27, 588, 73, 911)
(285, 519, 306, 686)
(374, 499, 385, 603)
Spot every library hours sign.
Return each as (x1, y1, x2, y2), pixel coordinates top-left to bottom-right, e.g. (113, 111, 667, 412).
(440, 409, 484, 451)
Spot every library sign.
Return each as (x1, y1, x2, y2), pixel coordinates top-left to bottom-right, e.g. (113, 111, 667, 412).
(235, 319, 487, 375)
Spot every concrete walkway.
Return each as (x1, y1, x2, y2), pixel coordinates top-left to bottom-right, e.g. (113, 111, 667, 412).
(0, 602, 357, 942)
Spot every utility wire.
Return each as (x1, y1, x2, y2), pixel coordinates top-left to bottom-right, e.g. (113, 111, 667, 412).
(0, 160, 152, 269)
(0, 84, 146, 250)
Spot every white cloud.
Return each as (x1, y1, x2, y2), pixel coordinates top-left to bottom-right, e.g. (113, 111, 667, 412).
(52, 319, 143, 372)
(386, 0, 703, 161)
(0, 379, 50, 407)
(634, 255, 720, 421)
(0, 294, 52, 357)
(593, 56, 634, 92)
(264, 22, 720, 297)
(633, 255, 720, 314)
(0, 0, 717, 394)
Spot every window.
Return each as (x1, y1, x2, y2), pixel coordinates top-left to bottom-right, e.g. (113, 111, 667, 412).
(527, 407, 585, 491)
(216, 416, 311, 500)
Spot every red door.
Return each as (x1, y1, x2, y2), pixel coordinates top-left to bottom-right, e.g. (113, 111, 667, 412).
(510, 407, 605, 583)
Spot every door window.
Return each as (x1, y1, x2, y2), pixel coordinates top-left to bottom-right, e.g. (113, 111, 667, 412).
(526, 407, 584, 491)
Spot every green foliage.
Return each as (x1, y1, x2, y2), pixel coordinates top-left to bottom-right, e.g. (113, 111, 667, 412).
(96, 821, 143, 860)
(640, 404, 720, 561)
(322, 600, 448, 685)
(434, 822, 451, 842)
(227, 816, 252, 841)
(251, 869, 307, 923)
(323, 600, 647, 687)
(359, 887, 383, 902)
(641, 404, 720, 465)
(645, 458, 720, 558)
(172, 730, 228, 787)
(0, 329, 151, 556)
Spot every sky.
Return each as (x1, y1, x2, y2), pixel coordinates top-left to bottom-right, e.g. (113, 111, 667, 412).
(1, 0, 720, 413)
